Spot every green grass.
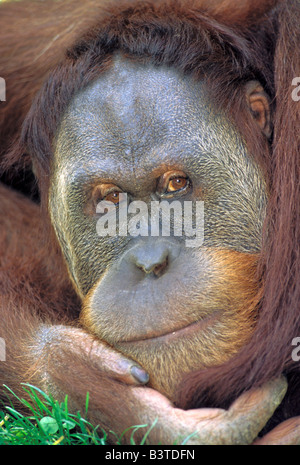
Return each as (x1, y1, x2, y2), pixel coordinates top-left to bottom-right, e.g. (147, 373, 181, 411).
(0, 384, 151, 445)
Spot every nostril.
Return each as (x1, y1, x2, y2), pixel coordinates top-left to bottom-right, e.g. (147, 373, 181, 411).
(152, 256, 169, 277)
(137, 255, 169, 278)
(127, 240, 178, 279)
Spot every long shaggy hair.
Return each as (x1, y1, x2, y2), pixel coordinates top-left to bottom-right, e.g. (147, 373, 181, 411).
(1, 0, 300, 422)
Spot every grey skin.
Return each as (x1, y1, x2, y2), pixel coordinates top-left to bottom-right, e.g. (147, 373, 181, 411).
(50, 55, 267, 290)
(49, 55, 268, 399)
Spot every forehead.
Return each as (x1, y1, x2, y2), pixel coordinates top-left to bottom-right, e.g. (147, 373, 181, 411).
(53, 55, 229, 171)
(64, 54, 211, 131)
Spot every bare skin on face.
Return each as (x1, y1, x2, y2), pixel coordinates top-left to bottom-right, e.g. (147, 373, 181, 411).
(51, 57, 268, 399)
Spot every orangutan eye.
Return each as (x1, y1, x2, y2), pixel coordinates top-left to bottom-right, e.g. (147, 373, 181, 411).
(167, 176, 189, 192)
(157, 171, 191, 198)
(92, 184, 124, 207)
(103, 191, 121, 204)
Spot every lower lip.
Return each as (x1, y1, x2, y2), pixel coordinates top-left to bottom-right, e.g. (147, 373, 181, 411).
(117, 312, 220, 347)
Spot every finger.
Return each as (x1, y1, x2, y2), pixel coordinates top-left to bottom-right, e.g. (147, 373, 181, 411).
(55, 326, 149, 385)
(39, 325, 149, 386)
(89, 339, 149, 385)
(253, 417, 300, 445)
(226, 376, 288, 444)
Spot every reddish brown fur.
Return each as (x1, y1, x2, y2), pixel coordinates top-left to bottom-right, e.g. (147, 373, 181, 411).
(0, 184, 78, 404)
(1, 0, 300, 432)
(0, 184, 147, 435)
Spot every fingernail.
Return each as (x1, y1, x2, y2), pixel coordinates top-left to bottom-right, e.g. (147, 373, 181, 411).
(130, 365, 149, 384)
